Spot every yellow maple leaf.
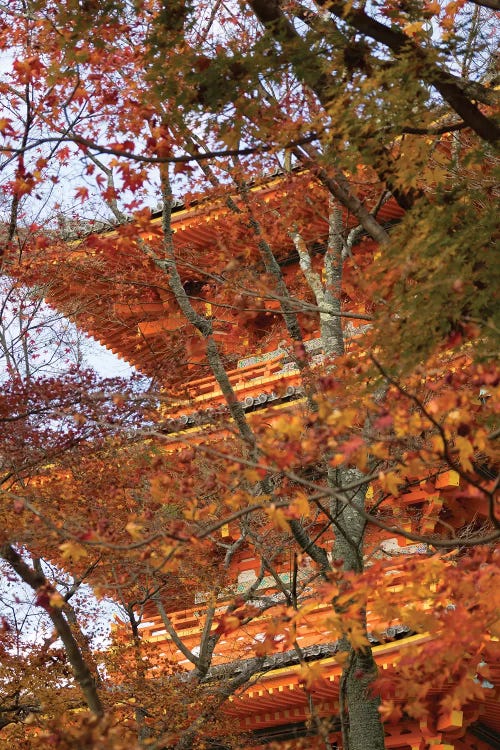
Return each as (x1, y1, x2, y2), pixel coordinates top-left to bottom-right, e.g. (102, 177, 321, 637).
(455, 435, 474, 472)
(431, 434, 445, 455)
(49, 591, 65, 609)
(93, 584, 106, 600)
(378, 471, 401, 497)
(403, 21, 424, 36)
(334, 651, 349, 667)
(290, 491, 310, 518)
(325, 615, 342, 637)
(59, 541, 88, 563)
(125, 521, 144, 540)
(273, 414, 303, 439)
(292, 602, 317, 626)
(243, 468, 261, 483)
(346, 621, 370, 650)
(267, 505, 290, 531)
(371, 442, 389, 459)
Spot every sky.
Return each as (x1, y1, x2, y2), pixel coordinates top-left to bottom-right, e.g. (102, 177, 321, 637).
(84, 336, 135, 379)
(0, 275, 135, 382)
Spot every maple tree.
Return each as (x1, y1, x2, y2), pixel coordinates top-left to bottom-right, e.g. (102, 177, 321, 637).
(0, 1, 499, 749)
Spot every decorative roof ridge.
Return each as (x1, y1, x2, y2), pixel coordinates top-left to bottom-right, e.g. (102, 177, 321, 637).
(204, 627, 411, 681)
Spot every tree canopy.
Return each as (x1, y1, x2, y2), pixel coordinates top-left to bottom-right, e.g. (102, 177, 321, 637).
(0, 1, 498, 749)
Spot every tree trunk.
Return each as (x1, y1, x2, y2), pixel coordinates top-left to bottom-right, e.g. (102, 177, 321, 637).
(319, 203, 385, 750)
(341, 648, 385, 750)
(332, 467, 385, 750)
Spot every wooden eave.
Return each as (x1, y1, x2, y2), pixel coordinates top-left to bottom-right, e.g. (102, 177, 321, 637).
(222, 635, 498, 747)
(31, 172, 404, 379)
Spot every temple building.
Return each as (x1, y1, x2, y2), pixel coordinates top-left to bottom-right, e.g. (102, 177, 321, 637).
(29, 172, 499, 750)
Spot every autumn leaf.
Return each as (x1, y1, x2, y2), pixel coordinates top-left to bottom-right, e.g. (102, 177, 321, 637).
(75, 186, 90, 203)
(333, 654, 350, 673)
(455, 435, 474, 472)
(378, 471, 401, 497)
(346, 621, 370, 650)
(424, 0, 441, 13)
(431, 434, 445, 455)
(13, 55, 44, 83)
(59, 541, 88, 563)
(215, 614, 243, 635)
(298, 661, 324, 689)
(289, 491, 310, 518)
(0, 117, 15, 135)
(1, 1, 498, 743)
(49, 591, 66, 609)
(403, 21, 425, 36)
(125, 521, 144, 540)
(266, 504, 290, 531)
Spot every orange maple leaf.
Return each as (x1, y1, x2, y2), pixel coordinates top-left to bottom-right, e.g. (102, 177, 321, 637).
(75, 186, 90, 203)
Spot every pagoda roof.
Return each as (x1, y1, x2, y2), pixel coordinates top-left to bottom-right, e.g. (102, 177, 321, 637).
(27, 171, 404, 381)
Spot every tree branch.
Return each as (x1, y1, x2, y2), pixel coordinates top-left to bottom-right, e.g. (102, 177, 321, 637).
(0, 545, 104, 717)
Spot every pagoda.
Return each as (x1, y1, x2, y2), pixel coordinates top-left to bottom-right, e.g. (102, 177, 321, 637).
(27, 172, 499, 750)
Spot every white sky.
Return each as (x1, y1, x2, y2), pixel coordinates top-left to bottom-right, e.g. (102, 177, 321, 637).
(85, 336, 135, 379)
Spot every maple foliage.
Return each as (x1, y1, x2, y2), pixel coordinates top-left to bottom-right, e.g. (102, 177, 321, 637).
(0, 0, 499, 749)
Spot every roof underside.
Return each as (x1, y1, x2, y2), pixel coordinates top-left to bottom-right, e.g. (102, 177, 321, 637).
(35, 173, 404, 382)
